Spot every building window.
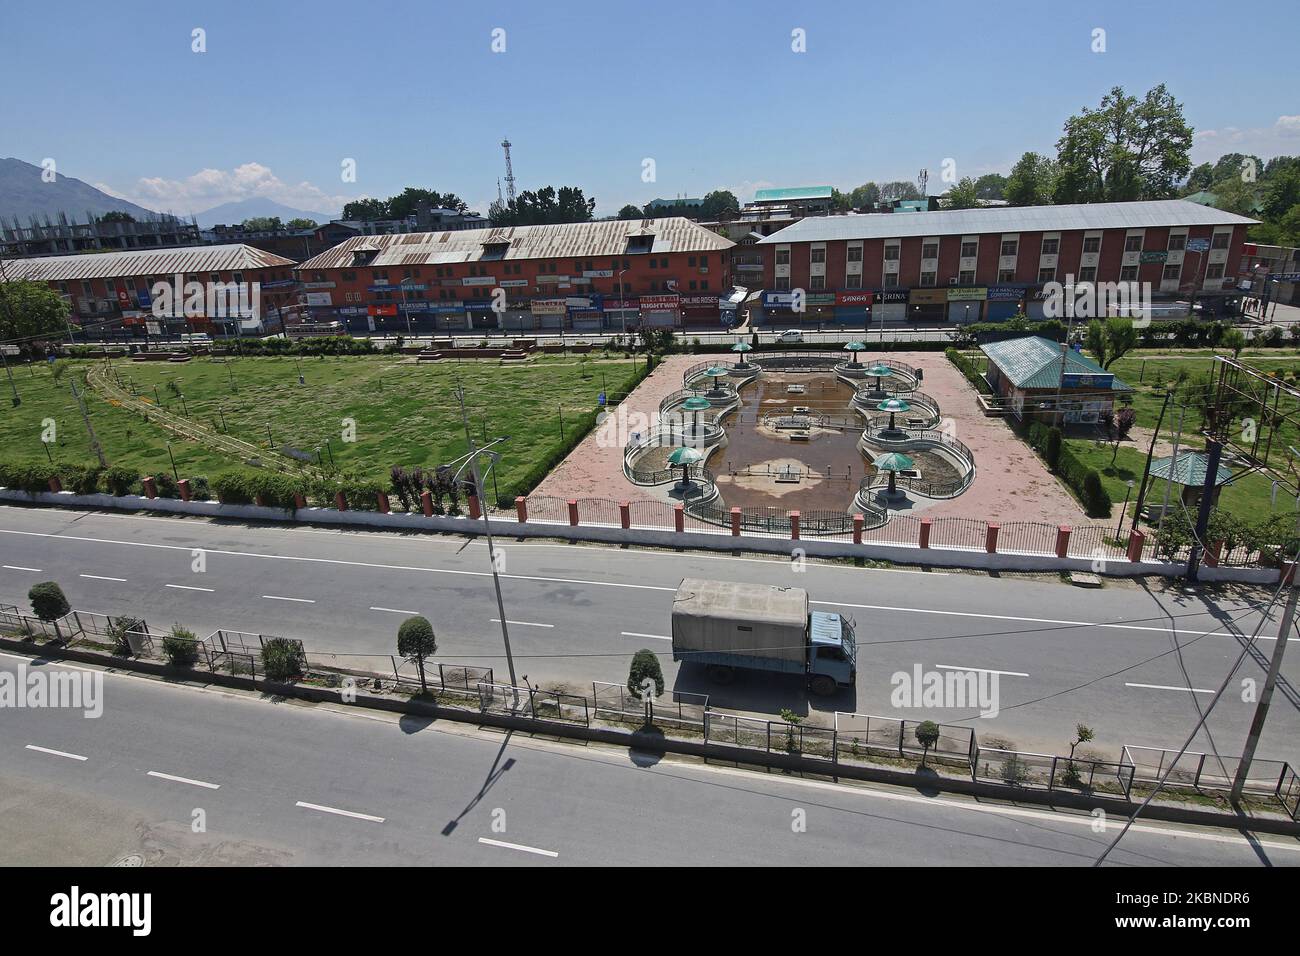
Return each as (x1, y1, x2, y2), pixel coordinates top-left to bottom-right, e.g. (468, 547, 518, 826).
(1167, 234, 1186, 252)
(1037, 267, 1056, 283)
(689, 280, 697, 290)
(883, 244, 900, 261)
(1212, 232, 1230, 250)
(776, 249, 790, 266)
(845, 273, 862, 289)
(688, 256, 696, 267)
(701, 280, 709, 290)
(883, 271, 901, 288)
(960, 240, 977, 257)
(649, 259, 657, 269)
(1078, 266, 1097, 283)
(810, 275, 825, 290)
(699, 255, 708, 266)
(1040, 238, 1059, 256)
(997, 269, 1016, 283)
(1082, 237, 1101, 254)
(1162, 264, 1181, 281)
(1124, 235, 1143, 253)
(959, 270, 975, 284)
(343, 270, 357, 281)
(1120, 265, 1139, 281)
(1206, 263, 1226, 280)
(810, 247, 826, 264)
(920, 271, 936, 287)
(847, 245, 862, 263)
(1001, 239, 1018, 257)
(922, 242, 938, 259)
(659, 257, 668, 269)
(775, 276, 791, 291)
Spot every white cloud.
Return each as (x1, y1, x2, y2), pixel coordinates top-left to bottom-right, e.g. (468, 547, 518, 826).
(1276, 115, 1300, 137)
(1192, 116, 1300, 162)
(100, 162, 358, 216)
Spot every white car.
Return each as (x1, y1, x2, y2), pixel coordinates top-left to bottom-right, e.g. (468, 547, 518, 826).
(775, 329, 804, 343)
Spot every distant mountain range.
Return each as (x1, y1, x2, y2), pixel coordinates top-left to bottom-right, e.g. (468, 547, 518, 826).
(194, 198, 338, 229)
(0, 157, 163, 224)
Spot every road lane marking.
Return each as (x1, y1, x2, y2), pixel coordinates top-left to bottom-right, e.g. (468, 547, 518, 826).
(478, 837, 558, 858)
(2, 565, 41, 572)
(295, 800, 384, 823)
(263, 594, 315, 603)
(370, 606, 419, 615)
(491, 618, 553, 628)
(80, 573, 126, 582)
(622, 631, 672, 641)
(147, 770, 220, 789)
(25, 744, 87, 761)
(936, 664, 1029, 678)
(1125, 682, 1216, 694)
(165, 584, 215, 592)
(0, 528, 1273, 638)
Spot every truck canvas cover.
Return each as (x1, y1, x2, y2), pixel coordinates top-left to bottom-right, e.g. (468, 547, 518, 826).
(671, 579, 809, 666)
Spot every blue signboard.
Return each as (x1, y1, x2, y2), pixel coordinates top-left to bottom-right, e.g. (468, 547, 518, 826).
(986, 285, 1028, 301)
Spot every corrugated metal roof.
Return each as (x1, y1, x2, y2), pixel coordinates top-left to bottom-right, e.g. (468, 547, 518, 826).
(297, 217, 733, 271)
(757, 200, 1258, 244)
(754, 186, 833, 202)
(1150, 452, 1233, 486)
(0, 244, 296, 282)
(980, 336, 1133, 390)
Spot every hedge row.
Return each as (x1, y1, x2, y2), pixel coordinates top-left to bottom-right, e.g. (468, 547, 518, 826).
(209, 470, 386, 510)
(1024, 422, 1112, 518)
(944, 348, 992, 395)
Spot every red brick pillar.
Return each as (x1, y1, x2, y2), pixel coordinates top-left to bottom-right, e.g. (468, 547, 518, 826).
(1282, 561, 1297, 586)
(789, 511, 801, 541)
(377, 492, 390, 514)
(730, 507, 742, 536)
(619, 501, 631, 529)
(47, 475, 62, 493)
(514, 495, 527, 522)
(567, 499, 579, 526)
(674, 503, 685, 533)
(142, 476, 157, 499)
(919, 517, 932, 549)
(1204, 539, 1223, 568)
(178, 479, 192, 501)
(468, 494, 481, 520)
(1055, 525, 1072, 559)
(421, 490, 433, 517)
(985, 522, 999, 554)
(1127, 529, 1146, 563)
(335, 491, 348, 512)
(294, 492, 307, 511)
(852, 513, 864, 544)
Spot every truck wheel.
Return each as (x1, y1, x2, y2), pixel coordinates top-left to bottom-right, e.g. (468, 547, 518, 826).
(810, 675, 836, 697)
(706, 664, 736, 685)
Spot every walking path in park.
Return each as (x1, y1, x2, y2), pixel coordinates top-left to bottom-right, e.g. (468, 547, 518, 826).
(533, 350, 1087, 527)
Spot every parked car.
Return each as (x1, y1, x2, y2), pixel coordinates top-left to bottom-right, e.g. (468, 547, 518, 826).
(775, 329, 804, 343)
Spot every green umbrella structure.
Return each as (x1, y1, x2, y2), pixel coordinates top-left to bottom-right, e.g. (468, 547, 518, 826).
(1149, 451, 1233, 487)
(872, 451, 914, 496)
(703, 364, 731, 392)
(681, 395, 712, 436)
(731, 340, 753, 366)
(876, 397, 912, 432)
(667, 445, 704, 487)
(843, 341, 867, 364)
(864, 363, 894, 392)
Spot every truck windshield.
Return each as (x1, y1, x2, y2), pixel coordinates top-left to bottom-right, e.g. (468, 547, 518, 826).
(841, 620, 857, 664)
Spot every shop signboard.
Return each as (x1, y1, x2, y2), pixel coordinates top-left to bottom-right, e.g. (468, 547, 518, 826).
(947, 287, 987, 301)
(1139, 251, 1168, 263)
(531, 298, 567, 315)
(639, 294, 681, 311)
(909, 289, 948, 305)
(836, 291, 873, 306)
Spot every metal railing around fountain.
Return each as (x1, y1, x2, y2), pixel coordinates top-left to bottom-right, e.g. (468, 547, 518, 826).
(759, 411, 863, 431)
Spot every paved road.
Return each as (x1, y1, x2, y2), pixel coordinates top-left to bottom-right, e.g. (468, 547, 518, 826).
(1, 654, 1294, 867)
(2, 505, 1297, 766)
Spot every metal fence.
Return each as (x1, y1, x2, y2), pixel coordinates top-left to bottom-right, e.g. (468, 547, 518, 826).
(1120, 744, 1297, 805)
(834, 712, 976, 766)
(972, 746, 1135, 798)
(591, 682, 709, 729)
(704, 712, 837, 761)
(476, 681, 590, 725)
(926, 516, 989, 550)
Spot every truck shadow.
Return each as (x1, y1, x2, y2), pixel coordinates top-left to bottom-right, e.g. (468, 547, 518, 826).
(672, 664, 855, 721)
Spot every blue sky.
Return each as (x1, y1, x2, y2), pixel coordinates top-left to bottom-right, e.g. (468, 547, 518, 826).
(3, 0, 1296, 219)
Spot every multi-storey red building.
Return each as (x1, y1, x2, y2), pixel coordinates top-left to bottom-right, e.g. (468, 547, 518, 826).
(2, 244, 299, 340)
(293, 217, 735, 334)
(753, 199, 1256, 325)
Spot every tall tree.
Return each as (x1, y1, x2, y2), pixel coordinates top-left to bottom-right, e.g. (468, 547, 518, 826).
(700, 190, 740, 219)
(285, 218, 318, 230)
(0, 280, 72, 343)
(616, 204, 644, 220)
(1004, 152, 1060, 206)
(1263, 166, 1300, 221)
(1184, 162, 1215, 193)
(241, 216, 282, 231)
(943, 177, 982, 209)
(1211, 152, 1263, 184)
(848, 182, 881, 207)
(341, 197, 388, 220)
(878, 180, 921, 202)
(973, 173, 1007, 200)
(1054, 84, 1193, 203)
(491, 185, 595, 226)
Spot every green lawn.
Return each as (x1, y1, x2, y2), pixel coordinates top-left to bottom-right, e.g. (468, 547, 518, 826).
(0, 354, 643, 504)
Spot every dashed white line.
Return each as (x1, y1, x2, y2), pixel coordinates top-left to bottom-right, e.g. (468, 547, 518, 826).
(165, 584, 215, 592)
(478, 837, 558, 858)
(1125, 682, 1216, 695)
(491, 619, 553, 628)
(147, 770, 220, 790)
(295, 800, 384, 823)
(621, 631, 672, 641)
(2, 565, 41, 572)
(263, 594, 315, 604)
(25, 744, 87, 761)
(80, 573, 126, 582)
(370, 606, 419, 615)
(936, 664, 1030, 678)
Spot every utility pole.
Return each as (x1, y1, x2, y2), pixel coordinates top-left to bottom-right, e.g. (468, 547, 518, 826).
(1230, 544, 1300, 804)
(1130, 390, 1172, 534)
(70, 376, 107, 467)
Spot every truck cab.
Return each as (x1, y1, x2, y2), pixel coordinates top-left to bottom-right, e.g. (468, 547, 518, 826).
(808, 610, 856, 696)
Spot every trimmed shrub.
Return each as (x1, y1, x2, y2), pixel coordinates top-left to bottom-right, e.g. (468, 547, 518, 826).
(261, 637, 305, 681)
(0, 460, 58, 493)
(28, 581, 71, 622)
(945, 348, 992, 395)
(1057, 444, 1112, 518)
(627, 648, 665, 700)
(162, 623, 201, 666)
(1044, 427, 1063, 470)
(101, 467, 139, 496)
(106, 616, 145, 655)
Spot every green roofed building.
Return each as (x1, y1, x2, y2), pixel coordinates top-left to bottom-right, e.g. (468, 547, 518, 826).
(978, 335, 1133, 424)
(749, 186, 834, 219)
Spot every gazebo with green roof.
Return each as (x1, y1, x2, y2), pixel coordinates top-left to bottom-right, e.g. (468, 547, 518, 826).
(1149, 451, 1233, 508)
